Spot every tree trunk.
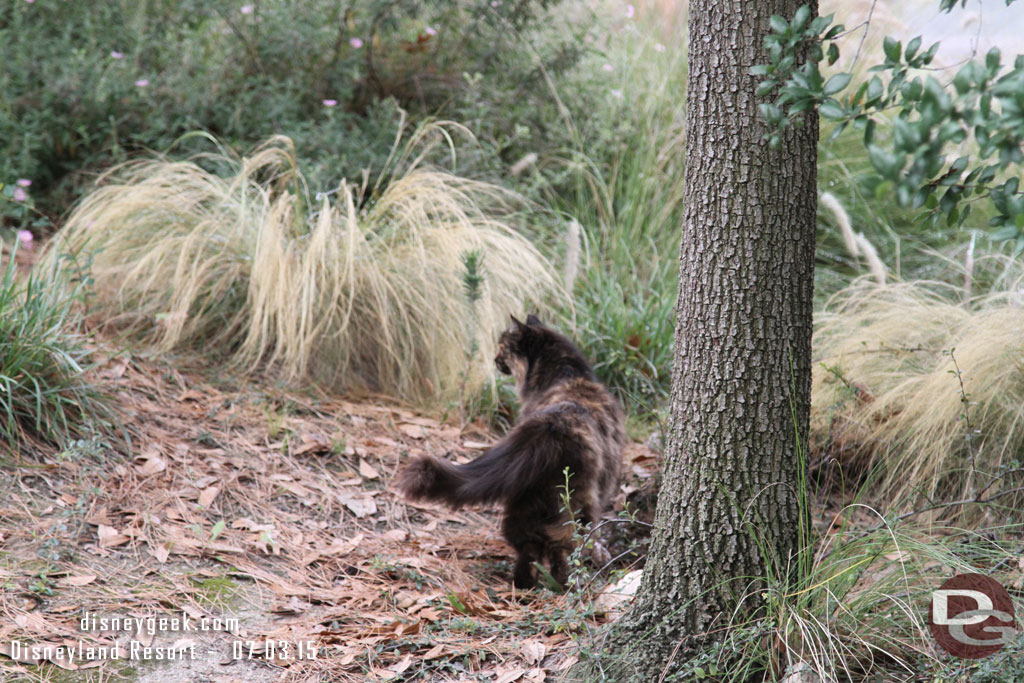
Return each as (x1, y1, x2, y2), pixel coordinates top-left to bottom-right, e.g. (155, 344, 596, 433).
(568, 0, 818, 679)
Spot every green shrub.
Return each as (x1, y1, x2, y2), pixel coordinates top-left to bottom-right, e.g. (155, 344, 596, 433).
(0, 247, 108, 451)
(0, 0, 587, 228)
(543, 7, 687, 414)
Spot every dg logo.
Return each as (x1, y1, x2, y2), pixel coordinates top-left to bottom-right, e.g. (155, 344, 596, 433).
(929, 573, 1017, 659)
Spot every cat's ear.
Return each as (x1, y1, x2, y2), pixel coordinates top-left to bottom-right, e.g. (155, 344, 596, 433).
(509, 315, 526, 332)
(526, 314, 542, 326)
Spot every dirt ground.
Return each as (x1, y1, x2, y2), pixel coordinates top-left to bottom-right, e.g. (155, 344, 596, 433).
(0, 346, 659, 682)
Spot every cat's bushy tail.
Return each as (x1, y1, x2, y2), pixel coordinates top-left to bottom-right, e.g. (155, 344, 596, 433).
(395, 419, 573, 508)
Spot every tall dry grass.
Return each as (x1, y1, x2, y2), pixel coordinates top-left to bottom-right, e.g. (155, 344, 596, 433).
(47, 129, 562, 405)
(812, 273, 1024, 518)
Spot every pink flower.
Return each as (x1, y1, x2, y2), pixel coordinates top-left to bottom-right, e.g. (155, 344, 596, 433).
(110, 50, 124, 59)
(135, 78, 149, 87)
(611, 89, 624, 99)
(602, 63, 614, 72)
(349, 37, 363, 49)
(13, 188, 27, 202)
(25, 0, 35, 4)
(16, 179, 31, 188)
(322, 99, 338, 107)
(241, 4, 254, 14)
(626, 4, 635, 18)
(424, 26, 437, 36)
(17, 230, 33, 248)
(654, 43, 666, 53)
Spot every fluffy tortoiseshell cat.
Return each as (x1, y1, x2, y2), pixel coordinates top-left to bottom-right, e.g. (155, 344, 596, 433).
(396, 314, 624, 588)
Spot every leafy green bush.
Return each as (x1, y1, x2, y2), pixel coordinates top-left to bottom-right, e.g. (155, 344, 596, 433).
(0, 248, 108, 451)
(0, 0, 586, 226)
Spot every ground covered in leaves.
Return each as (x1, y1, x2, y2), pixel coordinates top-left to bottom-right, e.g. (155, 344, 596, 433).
(0, 347, 660, 682)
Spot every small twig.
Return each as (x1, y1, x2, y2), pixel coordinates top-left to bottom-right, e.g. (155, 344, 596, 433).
(945, 348, 978, 492)
(848, 0, 880, 71)
(891, 485, 1024, 525)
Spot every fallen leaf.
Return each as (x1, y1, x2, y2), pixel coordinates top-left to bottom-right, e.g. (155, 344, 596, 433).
(462, 440, 491, 450)
(231, 518, 274, 532)
(555, 655, 579, 671)
(14, 613, 52, 633)
(337, 491, 377, 518)
(495, 670, 527, 683)
(198, 485, 220, 507)
(294, 433, 330, 456)
(97, 524, 130, 548)
(594, 569, 643, 616)
(358, 459, 380, 480)
(378, 654, 414, 680)
(397, 423, 427, 439)
(149, 542, 170, 564)
(58, 575, 96, 587)
(423, 643, 445, 660)
(520, 639, 546, 666)
(135, 450, 167, 477)
(169, 637, 197, 652)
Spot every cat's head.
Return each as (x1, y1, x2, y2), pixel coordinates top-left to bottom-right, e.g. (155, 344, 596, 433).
(494, 314, 543, 382)
(495, 314, 596, 392)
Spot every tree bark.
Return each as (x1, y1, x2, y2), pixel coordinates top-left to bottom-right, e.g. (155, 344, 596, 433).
(567, 0, 818, 679)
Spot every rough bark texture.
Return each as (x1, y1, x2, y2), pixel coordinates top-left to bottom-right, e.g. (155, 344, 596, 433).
(567, 1, 818, 679)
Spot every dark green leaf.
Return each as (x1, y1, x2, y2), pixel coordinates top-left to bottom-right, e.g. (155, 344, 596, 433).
(905, 36, 922, 62)
(819, 100, 846, 120)
(953, 65, 972, 94)
(863, 117, 876, 145)
(866, 76, 883, 103)
(986, 46, 1001, 76)
(823, 73, 852, 96)
(827, 43, 839, 66)
(792, 5, 811, 30)
(883, 36, 901, 63)
(946, 206, 960, 227)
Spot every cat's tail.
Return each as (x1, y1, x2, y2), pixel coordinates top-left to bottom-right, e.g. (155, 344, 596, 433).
(394, 452, 473, 508)
(395, 415, 575, 509)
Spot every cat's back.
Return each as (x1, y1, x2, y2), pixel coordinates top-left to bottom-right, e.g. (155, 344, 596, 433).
(522, 377, 624, 499)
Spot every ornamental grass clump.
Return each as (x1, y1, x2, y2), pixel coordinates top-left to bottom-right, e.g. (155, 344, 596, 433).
(0, 248, 108, 451)
(812, 277, 1024, 520)
(48, 129, 561, 405)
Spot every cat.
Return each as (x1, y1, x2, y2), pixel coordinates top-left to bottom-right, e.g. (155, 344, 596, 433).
(395, 314, 624, 589)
